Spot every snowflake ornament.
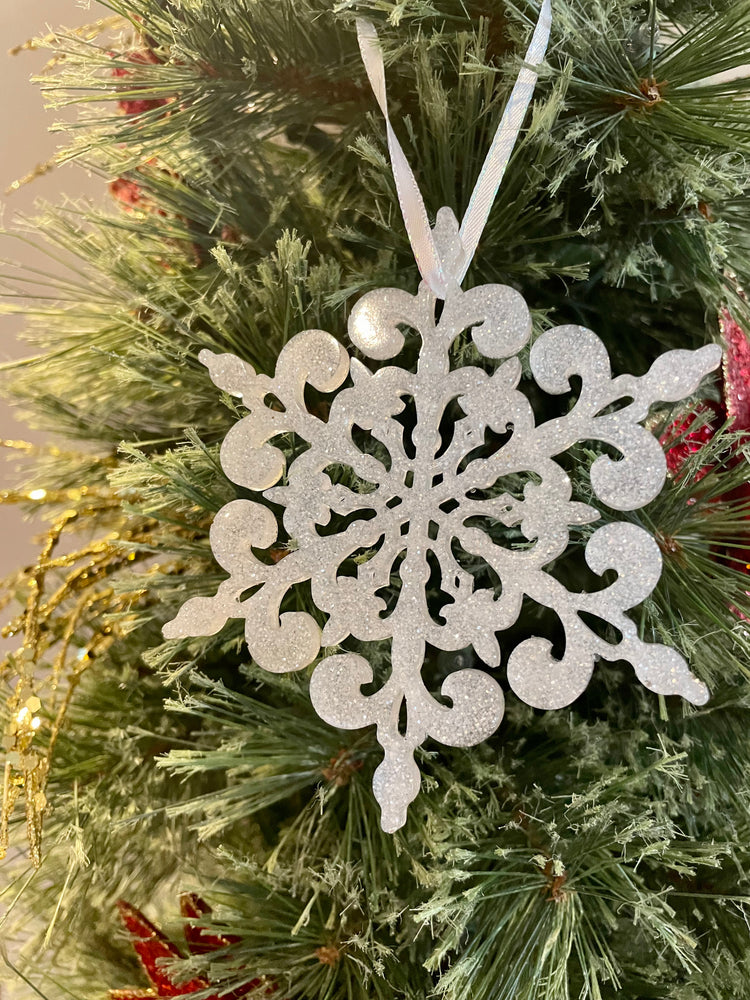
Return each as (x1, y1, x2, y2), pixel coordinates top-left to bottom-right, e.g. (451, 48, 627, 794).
(165, 6, 723, 830)
(164, 208, 721, 832)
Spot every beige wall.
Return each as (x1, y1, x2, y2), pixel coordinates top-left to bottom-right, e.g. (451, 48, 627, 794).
(1, 1, 100, 604)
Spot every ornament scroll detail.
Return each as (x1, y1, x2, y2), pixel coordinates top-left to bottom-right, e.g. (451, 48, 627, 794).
(164, 210, 721, 832)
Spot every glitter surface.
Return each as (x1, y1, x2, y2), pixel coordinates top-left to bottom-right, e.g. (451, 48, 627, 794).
(164, 208, 722, 832)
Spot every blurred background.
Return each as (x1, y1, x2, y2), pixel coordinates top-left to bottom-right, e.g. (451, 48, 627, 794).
(1, 0, 99, 606)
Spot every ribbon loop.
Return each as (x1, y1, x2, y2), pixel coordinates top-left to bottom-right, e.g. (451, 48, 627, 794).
(356, 1, 552, 298)
(357, 18, 449, 297)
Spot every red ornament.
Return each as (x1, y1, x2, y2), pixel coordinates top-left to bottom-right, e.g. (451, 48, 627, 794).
(718, 311, 750, 582)
(660, 310, 750, 601)
(180, 892, 241, 956)
(109, 175, 144, 209)
(108, 158, 174, 220)
(661, 401, 724, 479)
(112, 49, 170, 117)
(720, 309, 750, 432)
(661, 309, 750, 478)
(110, 894, 273, 1000)
(108, 46, 168, 213)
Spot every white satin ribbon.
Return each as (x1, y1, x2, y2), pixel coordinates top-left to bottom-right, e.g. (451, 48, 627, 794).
(356, 1, 552, 298)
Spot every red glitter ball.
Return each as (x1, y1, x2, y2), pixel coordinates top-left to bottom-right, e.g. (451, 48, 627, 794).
(658, 311, 750, 610)
(660, 402, 723, 479)
(720, 308, 750, 433)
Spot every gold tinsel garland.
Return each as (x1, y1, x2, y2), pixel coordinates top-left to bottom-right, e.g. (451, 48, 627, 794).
(0, 440, 149, 868)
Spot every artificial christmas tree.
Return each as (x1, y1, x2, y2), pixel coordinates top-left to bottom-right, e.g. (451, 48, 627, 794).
(3, 1, 750, 998)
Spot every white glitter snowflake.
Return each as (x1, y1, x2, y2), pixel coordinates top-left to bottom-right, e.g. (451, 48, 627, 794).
(164, 209, 721, 832)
